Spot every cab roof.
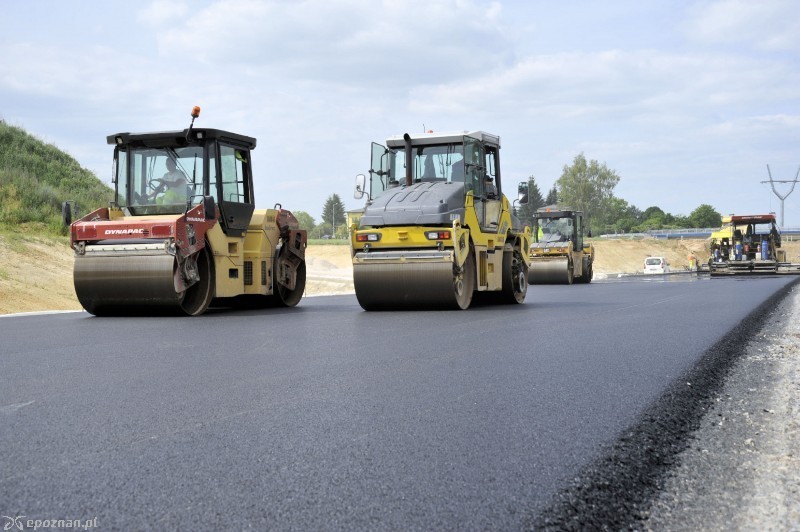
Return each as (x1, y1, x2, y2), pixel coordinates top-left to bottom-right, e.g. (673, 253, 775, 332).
(106, 128, 257, 149)
(535, 205, 581, 218)
(385, 130, 500, 149)
(729, 214, 776, 224)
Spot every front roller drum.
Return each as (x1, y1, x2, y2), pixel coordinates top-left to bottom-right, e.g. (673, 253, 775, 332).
(528, 257, 572, 285)
(74, 247, 214, 316)
(353, 253, 475, 310)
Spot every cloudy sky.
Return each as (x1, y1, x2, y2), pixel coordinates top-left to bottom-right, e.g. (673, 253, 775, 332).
(1, 1, 798, 226)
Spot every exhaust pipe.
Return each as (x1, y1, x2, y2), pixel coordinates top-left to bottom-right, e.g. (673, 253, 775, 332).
(404, 133, 413, 186)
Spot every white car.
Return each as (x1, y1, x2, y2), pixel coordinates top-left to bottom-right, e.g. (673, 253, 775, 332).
(643, 256, 670, 274)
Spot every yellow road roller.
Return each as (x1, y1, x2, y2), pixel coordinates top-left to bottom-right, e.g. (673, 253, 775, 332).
(526, 205, 594, 284)
(350, 131, 531, 310)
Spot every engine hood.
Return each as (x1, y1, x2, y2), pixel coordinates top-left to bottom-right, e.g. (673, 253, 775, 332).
(359, 182, 466, 227)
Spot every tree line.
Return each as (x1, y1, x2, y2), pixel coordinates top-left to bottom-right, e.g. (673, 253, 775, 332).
(518, 153, 722, 235)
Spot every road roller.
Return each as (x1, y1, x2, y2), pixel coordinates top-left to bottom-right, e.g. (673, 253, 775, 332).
(65, 107, 307, 316)
(350, 130, 531, 310)
(525, 204, 593, 285)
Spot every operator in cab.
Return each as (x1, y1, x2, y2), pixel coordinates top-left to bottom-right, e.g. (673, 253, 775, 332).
(158, 159, 189, 204)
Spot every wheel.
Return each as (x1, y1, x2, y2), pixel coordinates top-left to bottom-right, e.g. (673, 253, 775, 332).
(474, 247, 527, 305)
(274, 253, 306, 307)
(499, 247, 527, 303)
(453, 250, 476, 309)
(578, 259, 593, 284)
(566, 260, 574, 285)
(179, 246, 214, 315)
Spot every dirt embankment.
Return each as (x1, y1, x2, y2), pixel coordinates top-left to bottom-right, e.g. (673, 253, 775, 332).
(3, 235, 800, 315)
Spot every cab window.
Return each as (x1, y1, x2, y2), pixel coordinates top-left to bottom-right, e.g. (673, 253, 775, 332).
(219, 145, 250, 203)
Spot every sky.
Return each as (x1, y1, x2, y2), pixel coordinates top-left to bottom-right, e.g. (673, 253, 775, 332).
(1, 0, 798, 227)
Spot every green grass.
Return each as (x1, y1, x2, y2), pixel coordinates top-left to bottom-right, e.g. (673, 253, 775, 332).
(0, 120, 112, 237)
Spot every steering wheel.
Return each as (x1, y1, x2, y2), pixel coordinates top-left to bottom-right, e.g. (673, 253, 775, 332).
(148, 178, 166, 193)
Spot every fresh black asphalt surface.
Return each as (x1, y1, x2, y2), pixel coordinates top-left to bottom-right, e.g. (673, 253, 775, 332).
(1, 275, 797, 529)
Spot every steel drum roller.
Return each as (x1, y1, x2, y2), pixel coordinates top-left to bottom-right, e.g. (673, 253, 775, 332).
(74, 249, 181, 314)
(353, 251, 466, 310)
(528, 257, 571, 284)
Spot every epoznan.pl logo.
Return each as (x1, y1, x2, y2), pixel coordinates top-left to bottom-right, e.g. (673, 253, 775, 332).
(3, 516, 98, 530)
(2, 516, 24, 531)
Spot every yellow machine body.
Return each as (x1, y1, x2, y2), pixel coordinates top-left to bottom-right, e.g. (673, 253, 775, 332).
(527, 206, 594, 285)
(350, 131, 531, 310)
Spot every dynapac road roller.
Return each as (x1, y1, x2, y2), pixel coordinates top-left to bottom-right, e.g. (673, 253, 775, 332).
(350, 130, 531, 310)
(65, 107, 306, 316)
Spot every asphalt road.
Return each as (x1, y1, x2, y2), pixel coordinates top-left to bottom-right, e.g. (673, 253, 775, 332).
(1, 275, 797, 530)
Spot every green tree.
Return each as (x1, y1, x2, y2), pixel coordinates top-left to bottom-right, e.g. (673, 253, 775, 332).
(556, 153, 620, 232)
(517, 175, 546, 225)
(545, 185, 558, 206)
(322, 194, 346, 234)
(312, 222, 332, 239)
(293, 210, 316, 233)
(641, 206, 665, 220)
(601, 197, 640, 234)
(688, 204, 722, 228)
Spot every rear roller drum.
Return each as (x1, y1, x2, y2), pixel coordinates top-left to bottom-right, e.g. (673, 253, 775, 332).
(577, 261, 593, 284)
(275, 254, 306, 307)
(453, 251, 476, 310)
(501, 248, 528, 304)
(475, 248, 527, 305)
(179, 247, 214, 316)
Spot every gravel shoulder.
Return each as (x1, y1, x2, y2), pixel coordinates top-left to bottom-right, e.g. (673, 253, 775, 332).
(642, 283, 800, 530)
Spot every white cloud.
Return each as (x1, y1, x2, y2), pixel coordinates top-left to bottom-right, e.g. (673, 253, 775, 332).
(137, 1, 190, 27)
(683, 0, 800, 51)
(152, 0, 511, 86)
(1, 1, 799, 224)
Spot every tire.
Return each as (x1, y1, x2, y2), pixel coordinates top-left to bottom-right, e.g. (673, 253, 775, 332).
(578, 258, 593, 284)
(500, 247, 528, 303)
(179, 246, 214, 316)
(453, 250, 476, 309)
(274, 252, 306, 307)
(475, 247, 527, 305)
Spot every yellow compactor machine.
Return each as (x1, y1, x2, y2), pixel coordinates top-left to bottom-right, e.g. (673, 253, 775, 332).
(350, 131, 531, 310)
(525, 204, 594, 284)
(65, 107, 307, 316)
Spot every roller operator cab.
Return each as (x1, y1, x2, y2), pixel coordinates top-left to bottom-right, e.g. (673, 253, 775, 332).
(66, 107, 307, 316)
(524, 203, 594, 285)
(350, 131, 531, 310)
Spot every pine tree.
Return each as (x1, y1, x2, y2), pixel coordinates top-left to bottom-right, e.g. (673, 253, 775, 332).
(546, 185, 558, 206)
(322, 194, 346, 233)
